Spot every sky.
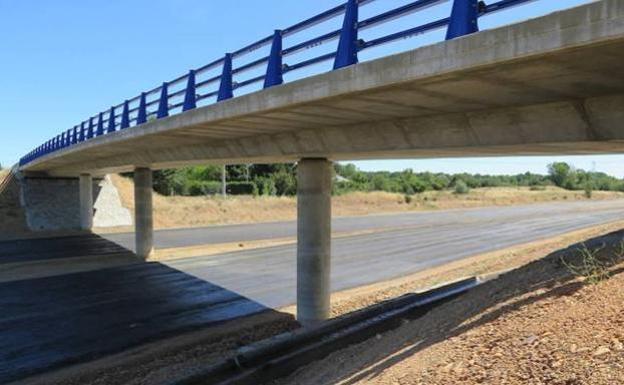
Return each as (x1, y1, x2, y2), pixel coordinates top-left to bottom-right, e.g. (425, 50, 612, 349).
(2, 0, 616, 176)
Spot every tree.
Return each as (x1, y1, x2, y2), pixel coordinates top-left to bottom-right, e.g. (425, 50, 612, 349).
(273, 170, 297, 196)
(454, 180, 470, 194)
(548, 162, 573, 188)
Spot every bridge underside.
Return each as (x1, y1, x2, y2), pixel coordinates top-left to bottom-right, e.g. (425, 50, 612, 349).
(22, 0, 624, 177)
(13, 0, 624, 327)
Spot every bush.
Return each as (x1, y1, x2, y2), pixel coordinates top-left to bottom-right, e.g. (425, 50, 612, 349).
(404, 194, 413, 204)
(255, 177, 277, 196)
(226, 181, 258, 196)
(273, 170, 297, 196)
(584, 182, 593, 199)
(454, 180, 470, 194)
(188, 181, 222, 196)
(561, 244, 610, 284)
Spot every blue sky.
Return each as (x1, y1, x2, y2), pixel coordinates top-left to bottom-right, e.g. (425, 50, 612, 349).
(2, 0, 616, 176)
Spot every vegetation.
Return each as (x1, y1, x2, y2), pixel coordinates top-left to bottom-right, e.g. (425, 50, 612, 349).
(145, 161, 624, 197)
(561, 243, 611, 284)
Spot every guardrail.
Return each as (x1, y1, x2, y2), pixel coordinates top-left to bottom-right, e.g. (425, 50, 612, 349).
(20, 0, 538, 167)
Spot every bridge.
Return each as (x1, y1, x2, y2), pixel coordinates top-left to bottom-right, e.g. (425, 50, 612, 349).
(13, 0, 624, 325)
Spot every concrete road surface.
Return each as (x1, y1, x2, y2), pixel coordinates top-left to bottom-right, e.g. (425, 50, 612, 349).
(107, 200, 624, 308)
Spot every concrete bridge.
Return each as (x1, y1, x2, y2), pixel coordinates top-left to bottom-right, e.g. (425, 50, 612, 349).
(15, 0, 624, 325)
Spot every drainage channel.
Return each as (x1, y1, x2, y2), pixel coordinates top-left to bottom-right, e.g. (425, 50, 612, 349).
(174, 276, 482, 385)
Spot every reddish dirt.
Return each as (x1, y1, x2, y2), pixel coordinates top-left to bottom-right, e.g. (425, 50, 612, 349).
(274, 229, 624, 385)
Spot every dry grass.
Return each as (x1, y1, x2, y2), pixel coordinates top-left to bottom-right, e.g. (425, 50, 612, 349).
(111, 175, 624, 230)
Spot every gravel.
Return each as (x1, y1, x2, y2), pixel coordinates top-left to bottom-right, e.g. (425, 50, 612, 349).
(273, 229, 624, 385)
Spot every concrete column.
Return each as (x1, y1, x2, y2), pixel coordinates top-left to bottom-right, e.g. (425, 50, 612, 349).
(134, 167, 154, 259)
(79, 174, 93, 230)
(297, 158, 332, 326)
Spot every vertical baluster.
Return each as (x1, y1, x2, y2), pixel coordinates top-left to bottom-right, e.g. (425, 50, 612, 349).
(72, 126, 78, 145)
(217, 54, 233, 101)
(183, 70, 197, 111)
(121, 100, 130, 129)
(334, 0, 359, 70)
(157, 83, 169, 118)
(264, 30, 283, 89)
(107, 107, 116, 133)
(137, 93, 147, 124)
(87, 117, 94, 139)
(97, 112, 105, 136)
(446, 0, 479, 40)
(79, 122, 86, 142)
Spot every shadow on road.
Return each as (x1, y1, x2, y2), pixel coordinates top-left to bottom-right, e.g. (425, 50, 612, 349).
(0, 234, 295, 384)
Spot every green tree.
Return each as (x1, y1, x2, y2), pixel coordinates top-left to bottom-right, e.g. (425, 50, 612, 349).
(273, 170, 297, 196)
(548, 162, 572, 188)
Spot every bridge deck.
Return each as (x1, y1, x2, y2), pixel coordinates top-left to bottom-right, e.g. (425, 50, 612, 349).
(23, 0, 624, 177)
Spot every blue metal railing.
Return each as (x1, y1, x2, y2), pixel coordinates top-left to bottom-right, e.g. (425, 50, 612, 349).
(20, 0, 538, 167)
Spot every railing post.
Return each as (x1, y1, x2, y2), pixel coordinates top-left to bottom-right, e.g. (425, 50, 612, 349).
(87, 117, 94, 139)
(217, 53, 233, 101)
(446, 0, 480, 40)
(157, 82, 169, 118)
(121, 100, 130, 129)
(107, 107, 116, 133)
(183, 70, 197, 111)
(333, 0, 359, 70)
(78, 122, 86, 142)
(72, 126, 78, 145)
(264, 30, 283, 89)
(137, 92, 147, 124)
(96, 112, 104, 136)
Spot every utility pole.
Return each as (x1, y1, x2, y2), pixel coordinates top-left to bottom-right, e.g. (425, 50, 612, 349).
(222, 165, 227, 198)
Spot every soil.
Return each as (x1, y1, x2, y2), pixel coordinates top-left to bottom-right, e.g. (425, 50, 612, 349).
(273, 228, 624, 385)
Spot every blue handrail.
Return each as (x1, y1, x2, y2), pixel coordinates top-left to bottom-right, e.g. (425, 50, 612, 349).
(20, 0, 538, 167)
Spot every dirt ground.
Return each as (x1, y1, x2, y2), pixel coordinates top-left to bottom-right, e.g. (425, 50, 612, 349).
(273, 227, 624, 385)
(110, 174, 624, 230)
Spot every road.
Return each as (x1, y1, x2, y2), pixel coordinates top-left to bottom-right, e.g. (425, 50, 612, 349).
(3, 200, 624, 383)
(105, 200, 624, 308)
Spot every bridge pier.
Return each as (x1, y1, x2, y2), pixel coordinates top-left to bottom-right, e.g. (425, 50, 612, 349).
(134, 167, 154, 259)
(297, 158, 332, 326)
(79, 174, 93, 230)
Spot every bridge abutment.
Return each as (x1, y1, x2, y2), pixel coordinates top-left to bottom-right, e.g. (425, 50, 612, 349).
(17, 174, 131, 232)
(297, 158, 332, 326)
(134, 167, 154, 259)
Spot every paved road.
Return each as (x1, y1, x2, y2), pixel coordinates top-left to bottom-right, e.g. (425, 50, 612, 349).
(3, 200, 624, 383)
(110, 200, 624, 308)
(104, 200, 624, 250)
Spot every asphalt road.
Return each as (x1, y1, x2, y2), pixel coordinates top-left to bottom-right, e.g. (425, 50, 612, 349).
(107, 200, 624, 308)
(104, 200, 624, 250)
(3, 200, 624, 383)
